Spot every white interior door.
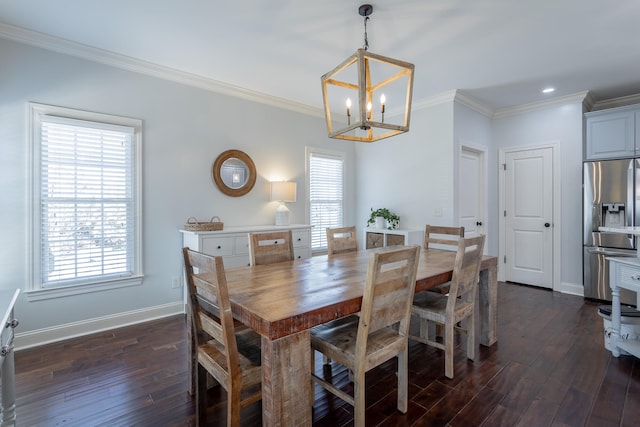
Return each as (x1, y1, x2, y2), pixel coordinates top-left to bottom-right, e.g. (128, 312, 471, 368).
(504, 147, 553, 288)
(459, 146, 485, 238)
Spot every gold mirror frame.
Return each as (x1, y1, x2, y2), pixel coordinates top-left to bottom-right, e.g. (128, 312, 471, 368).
(212, 149, 257, 197)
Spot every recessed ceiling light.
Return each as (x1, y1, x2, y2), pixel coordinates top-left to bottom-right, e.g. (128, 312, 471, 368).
(542, 87, 555, 94)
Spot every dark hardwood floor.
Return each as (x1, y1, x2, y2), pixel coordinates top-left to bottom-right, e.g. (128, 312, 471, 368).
(13, 282, 640, 426)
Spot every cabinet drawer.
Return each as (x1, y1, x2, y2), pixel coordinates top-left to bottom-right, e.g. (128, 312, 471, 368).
(201, 236, 234, 256)
(294, 246, 311, 260)
(292, 230, 310, 248)
(224, 255, 251, 269)
(234, 236, 250, 255)
(387, 234, 405, 246)
(366, 232, 384, 249)
(619, 264, 640, 292)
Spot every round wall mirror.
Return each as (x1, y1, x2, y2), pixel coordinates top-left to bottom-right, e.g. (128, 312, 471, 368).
(212, 149, 257, 197)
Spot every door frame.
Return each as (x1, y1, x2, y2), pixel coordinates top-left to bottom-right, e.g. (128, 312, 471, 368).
(498, 142, 561, 291)
(458, 141, 487, 245)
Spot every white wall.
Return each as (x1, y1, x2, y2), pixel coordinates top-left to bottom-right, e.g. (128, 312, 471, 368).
(0, 35, 588, 346)
(355, 97, 496, 253)
(355, 102, 455, 235)
(355, 92, 584, 292)
(492, 101, 584, 290)
(0, 38, 355, 344)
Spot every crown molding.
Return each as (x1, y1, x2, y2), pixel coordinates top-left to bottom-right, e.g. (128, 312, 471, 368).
(492, 91, 591, 119)
(591, 92, 640, 111)
(453, 91, 494, 117)
(582, 91, 595, 111)
(411, 89, 495, 118)
(0, 22, 324, 118)
(412, 89, 592, 119)
(1, 22, 610, 122)
(412, 89, 457, 111)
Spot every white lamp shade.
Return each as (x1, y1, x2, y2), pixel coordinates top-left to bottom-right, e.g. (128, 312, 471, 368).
(270, 181, 297, 202)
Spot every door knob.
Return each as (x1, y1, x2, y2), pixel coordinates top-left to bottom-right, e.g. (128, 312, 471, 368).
(544, 222, 551, 228)
(476, 221, 483, 226)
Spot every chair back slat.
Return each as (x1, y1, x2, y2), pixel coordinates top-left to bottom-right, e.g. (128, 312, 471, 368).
(327, 226, 358, 256)
(249, 230, 294, 265)
(447, 235, 485, 308)
(358, 246, 420, 346)
(199, 311, 224, 343)
(424, 225, 464, 250)
(192, 275, 219, 306)
(182, 248, 240, 376)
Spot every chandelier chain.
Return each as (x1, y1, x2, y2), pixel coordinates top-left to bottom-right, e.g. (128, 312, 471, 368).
(363, 16, 369, 51)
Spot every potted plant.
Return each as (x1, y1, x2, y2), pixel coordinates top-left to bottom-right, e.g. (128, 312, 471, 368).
(367, 207, 400, 230)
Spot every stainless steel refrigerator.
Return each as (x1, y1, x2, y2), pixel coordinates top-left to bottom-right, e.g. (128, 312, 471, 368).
(583, 158, 638, 305)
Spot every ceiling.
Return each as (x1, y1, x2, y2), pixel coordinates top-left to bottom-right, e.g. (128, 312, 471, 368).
(2, 0, 640, 112)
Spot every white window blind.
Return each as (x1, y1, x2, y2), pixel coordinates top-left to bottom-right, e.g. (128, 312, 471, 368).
(38, 115, 136, 288)
(309, 151, 344, 250)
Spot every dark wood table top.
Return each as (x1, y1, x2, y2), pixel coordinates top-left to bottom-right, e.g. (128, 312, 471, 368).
(224, 247, 497, 340)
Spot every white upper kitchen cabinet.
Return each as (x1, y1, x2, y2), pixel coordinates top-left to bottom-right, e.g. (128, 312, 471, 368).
(585, 105, 638, 160)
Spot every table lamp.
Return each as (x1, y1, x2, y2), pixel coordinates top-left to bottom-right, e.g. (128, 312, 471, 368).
(270, 181, 297, 226)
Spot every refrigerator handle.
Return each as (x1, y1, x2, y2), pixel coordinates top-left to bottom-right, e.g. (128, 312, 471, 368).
(586, 246, 638, 257)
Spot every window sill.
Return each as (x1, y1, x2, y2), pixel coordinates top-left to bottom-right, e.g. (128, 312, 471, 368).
(25, 275, 144, 302)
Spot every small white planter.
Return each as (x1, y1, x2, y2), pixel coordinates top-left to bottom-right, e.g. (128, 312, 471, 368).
(375, 217, 385, 229)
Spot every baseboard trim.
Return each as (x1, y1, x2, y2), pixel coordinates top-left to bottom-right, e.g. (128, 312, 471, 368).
(14, 302, 185, 351)
(558, 281, 584, 298)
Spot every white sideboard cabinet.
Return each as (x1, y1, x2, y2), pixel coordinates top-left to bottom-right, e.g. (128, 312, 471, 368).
(181, 224, 312, 269)
(364, 227, 424, 249)
(585, 105, 640, 160)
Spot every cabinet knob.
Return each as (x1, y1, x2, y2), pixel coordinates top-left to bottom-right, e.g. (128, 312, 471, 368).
(217, 245, 222, 250)
(476, 221, 483, 226)
(631, 275, 640, 281)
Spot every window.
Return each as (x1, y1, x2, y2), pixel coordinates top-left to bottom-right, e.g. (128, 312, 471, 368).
(29, 103, 142, 299)
(307, 148, 344, 252)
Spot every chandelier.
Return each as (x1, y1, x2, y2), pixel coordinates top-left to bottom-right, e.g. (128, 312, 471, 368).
(321, 4, 415, 143)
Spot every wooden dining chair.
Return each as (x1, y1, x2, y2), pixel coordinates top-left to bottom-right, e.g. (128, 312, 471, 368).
(410, 234, 485, 379)
(424, 225, 465, 295)
(323, 226, 359, 365)
(326, 226, 358, 256)
(248, 230, 294, 265)
(182, 248, 262, 427)
(310, 245, 420, 427)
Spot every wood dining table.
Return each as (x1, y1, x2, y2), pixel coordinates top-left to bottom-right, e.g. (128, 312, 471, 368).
(223, 246, 498, 426)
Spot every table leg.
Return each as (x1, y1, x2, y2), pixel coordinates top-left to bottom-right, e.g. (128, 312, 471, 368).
(478, 263, 498, 347)
(1, 348, 17, 427)
(261, 331, 312, 426)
